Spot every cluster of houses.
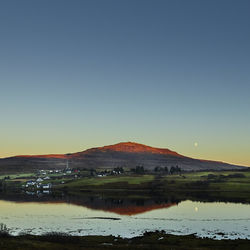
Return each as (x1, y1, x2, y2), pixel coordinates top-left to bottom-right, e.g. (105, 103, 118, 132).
(23, 165, 126, 189)
(39, 169, 62, 175)
(97, 168, 124, 177)
(38, 168, 78, 176)
(24, 166, 79, 190)
(25, 177, 52, 190)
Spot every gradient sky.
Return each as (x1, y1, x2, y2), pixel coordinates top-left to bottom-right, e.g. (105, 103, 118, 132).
(1, 0, 250, 166)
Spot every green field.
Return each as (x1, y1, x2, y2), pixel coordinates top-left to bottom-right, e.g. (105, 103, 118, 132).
(0, 173, 35, 180)
(162, 171, 250, 191)
(56, 174, 154, 187)
(54, 171, 250, 191)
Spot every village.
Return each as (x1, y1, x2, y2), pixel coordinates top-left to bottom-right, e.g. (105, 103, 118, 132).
(0, 160, 182, 195)
(21, 165, 125, 192)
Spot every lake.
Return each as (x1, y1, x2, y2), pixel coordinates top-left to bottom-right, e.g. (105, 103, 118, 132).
(0, 195, 250, 239)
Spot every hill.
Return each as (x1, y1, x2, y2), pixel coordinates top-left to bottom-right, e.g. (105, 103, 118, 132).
(0, 142, 246, 173)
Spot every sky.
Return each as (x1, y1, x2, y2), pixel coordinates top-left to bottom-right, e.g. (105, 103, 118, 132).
(0, 0, 250, 166)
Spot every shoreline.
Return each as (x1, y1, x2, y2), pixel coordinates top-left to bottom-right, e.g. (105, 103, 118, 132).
(1, 231, 250, 249)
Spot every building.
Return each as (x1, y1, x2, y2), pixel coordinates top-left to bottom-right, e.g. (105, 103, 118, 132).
(41, 183, 52, 189)
(25, 180, 36, 187)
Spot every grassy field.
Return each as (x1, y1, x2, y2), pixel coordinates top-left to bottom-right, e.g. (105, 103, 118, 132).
(0, 173, 35, 180)
(54, 171, 250, 191)
(56, 175, 154, 187)
(162, 171, 250, 191)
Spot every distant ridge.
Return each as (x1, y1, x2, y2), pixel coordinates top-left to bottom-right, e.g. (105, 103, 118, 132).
(16, 154, 67, 159)
(67, 142, 182, 158)
(0, 142, 246, 173)
(93, 142, 181, 155)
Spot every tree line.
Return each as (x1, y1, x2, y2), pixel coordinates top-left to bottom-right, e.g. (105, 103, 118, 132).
(131, 165, 181, 174)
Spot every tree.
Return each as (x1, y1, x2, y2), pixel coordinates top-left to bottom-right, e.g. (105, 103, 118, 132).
(135, 165, 145, 174)
(90, 169, 96, 176)
(170, 166, 175, 174)
(154, 166, 160, 172)
(170, 165, 181, 174)
(164, 167, 169, 174)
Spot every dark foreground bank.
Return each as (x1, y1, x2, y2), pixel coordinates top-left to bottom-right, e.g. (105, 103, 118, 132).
(0, 231, 250, 250)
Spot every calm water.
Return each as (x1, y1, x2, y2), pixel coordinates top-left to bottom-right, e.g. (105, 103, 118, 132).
(0, 198, 250, 239)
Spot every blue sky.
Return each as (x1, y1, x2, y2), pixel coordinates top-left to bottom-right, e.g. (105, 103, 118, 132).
(1, 0, 250, 165)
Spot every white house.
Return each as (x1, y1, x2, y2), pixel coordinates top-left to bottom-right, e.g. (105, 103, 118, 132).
(41, 183, 52, 189)
(25, 180, 36, 187)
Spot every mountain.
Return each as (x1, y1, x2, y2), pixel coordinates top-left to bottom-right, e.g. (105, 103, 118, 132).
(0, 142, 246, 173)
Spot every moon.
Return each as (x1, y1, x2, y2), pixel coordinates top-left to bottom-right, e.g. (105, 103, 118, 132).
(194, 142, 198, 147)
(195, 207, 198, 212)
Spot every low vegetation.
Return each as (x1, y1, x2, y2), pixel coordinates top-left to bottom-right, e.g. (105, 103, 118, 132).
(0, 231, 250, 249)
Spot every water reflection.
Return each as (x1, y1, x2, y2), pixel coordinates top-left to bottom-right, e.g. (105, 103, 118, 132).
(0, 192, 250, 239)
(0, 191, 178, 215)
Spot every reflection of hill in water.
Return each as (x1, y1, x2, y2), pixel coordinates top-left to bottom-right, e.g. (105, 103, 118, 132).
(99, 202, 177, 215)
(69, 197, 177, 215)
(0, 192, 178, 215)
